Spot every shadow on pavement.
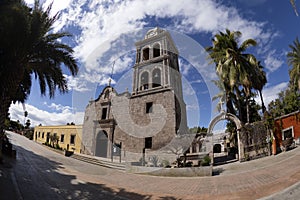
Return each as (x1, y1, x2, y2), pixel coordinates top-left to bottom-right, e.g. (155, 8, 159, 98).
(1, 143, 179, 200)
(213, 155, 237, 166)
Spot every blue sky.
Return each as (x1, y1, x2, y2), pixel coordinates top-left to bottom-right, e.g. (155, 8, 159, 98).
(9, 0, 300, 132)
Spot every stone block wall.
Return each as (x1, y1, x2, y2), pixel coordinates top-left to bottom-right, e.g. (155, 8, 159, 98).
(81, 101, 97, 155)
(240, 121, 269, 160)
(113, 89, 177, 154)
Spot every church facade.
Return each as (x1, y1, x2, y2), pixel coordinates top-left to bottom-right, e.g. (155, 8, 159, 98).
(81, 28, 188, 161)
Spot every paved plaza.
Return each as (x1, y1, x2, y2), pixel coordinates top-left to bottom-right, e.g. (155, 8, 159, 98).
(1, 131, 300, 200)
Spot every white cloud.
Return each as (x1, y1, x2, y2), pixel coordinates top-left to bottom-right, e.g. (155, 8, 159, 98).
(9, 103, 84, 127)
(27, 0, 277, 96)
(24, 0, 73, 32)
(186, 103, 199, 111)
(64, 74, 91, 92)
(21, 0, 280, 127)
(264, 50, 285, 72)
(65, 51, 134, 92)
(52, 0, 275, 72)
(179, 58, 192, 76)
(24, 0, 34, 6)
(183, 84, 196, 96)
(43, 102, 72, 112)
(42, 0, 72, 15)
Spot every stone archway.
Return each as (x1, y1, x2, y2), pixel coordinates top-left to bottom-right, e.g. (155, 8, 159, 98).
(207, 111, 244, 163)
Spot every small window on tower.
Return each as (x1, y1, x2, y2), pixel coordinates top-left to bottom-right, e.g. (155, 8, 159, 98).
(146, 102, 153, 113)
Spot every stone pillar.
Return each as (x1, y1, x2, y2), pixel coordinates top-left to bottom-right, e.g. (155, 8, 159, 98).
(110, 125, 114, 161)
(92, 122, 97, 156)
(107, 130, 113, 159)
(237, 130, 244, 162)
(132, 66, 137, 94)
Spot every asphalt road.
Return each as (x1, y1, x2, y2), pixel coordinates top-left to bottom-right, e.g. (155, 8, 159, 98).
(4, 132, 128, 200)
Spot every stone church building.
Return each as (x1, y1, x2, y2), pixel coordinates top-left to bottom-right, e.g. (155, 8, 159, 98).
(81, 28, 188, 161)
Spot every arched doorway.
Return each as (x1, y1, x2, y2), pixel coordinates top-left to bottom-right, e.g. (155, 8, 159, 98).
(95, 130, 108, 158)
(207, 111, 243, 164)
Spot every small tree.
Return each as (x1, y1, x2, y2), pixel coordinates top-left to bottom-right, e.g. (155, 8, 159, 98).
(163, 134, 195, 167)
(49, 134, 59, 148)
(25, 119, 31, 129)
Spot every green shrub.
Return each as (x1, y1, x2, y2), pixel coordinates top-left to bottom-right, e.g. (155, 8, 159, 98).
(55, 143, 62, 150)
(24, 129, 34, 140)
(201, 155, 211, 166)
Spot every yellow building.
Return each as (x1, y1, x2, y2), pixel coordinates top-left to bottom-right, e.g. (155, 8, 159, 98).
(33, 125, 83, 154)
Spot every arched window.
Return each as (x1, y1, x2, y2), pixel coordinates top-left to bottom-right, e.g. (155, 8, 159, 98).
(152, 68, 161, 88)
(140, 71, 149, 90)
(142, 47, 150, 61)
(153, 43, 160, 58)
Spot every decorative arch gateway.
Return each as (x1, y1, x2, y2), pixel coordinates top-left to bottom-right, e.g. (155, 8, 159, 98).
(207, 111, 244, 164)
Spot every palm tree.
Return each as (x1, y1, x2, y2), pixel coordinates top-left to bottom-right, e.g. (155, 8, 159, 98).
(250, 60, 267, 114)
(0, 1, 78, 142)
(290, 0, 299, 16)
(287, 37, 300, 91)
(206, 29, 258, 122)
(211, 79, 238, 114)
(212, 80, 226, 113)
(25, 119, 31, 129)
(23, 110, 28, 127)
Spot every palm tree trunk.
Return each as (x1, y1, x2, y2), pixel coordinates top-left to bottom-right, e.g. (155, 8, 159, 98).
(259, 90, 266, 114)
(226, 92, 235, 115)
(235, 88, 243, 121)
(246, 96, 250, 123)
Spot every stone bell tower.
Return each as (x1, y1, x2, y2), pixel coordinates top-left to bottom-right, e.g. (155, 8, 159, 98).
(81, 27, 189, 160)
(131, 27, 188, 135)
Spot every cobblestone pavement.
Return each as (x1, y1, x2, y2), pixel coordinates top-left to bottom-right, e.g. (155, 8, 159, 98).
(2, 132, 300, 200)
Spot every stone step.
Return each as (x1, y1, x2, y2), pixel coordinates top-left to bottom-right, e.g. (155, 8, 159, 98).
(70, 154, 126, 171)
